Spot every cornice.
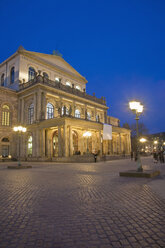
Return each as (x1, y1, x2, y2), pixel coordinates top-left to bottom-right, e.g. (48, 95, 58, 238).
(17, 83, 108, 110)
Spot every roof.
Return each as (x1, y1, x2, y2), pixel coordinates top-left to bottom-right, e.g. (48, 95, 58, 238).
(0, 46, 87, 84)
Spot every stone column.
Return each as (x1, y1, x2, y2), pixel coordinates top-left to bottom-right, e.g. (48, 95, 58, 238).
(58, 126, 62, 156)
(21, 98, 24, 124)
(34, 92, 37, 122)
(32, 131, 35, 157)
(37, 90, 42, 121)
(45, 129, 48, 157)
(18, 98, 21, 123)
(35, 129, 40, 157)
(69, 125, 73, 156)
(41, 91, 46, 120)
(84, 104, 87, 119)
(119, 133, 122, 154)
(46, 130, 51, 158)
(94, 108, 96, 121)
(72, 101, 75, 117)
(99, 130, 102, 156)
(41, 128, 46, 157)
(63, 124, 68, 157)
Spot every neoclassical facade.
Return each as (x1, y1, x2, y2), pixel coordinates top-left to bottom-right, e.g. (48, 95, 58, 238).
(0, 46, 131, 161)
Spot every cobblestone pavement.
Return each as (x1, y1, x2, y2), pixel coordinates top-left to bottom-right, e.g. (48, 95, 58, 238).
(0, 157, 165, 248)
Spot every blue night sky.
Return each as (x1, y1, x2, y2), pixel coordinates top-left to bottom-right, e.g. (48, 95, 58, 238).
(1, 0, 165, 133)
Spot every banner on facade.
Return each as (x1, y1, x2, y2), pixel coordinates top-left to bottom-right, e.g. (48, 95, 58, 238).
(103, 124, 112, 140)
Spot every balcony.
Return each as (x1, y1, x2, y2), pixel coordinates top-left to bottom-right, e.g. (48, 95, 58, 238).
(19, 74, 106, 106)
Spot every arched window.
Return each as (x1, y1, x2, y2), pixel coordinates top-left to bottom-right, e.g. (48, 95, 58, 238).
(87, 112, 91, 120)
(66, 81, 71, 87)
(28, 103, 34, 124)
(75, 109, 80, 118)
(10, 67, 15, 84)
(43, 72, 49, 78)
(47, 103, 54, 119)
(62, 106, 69, 115)
(1, 74, 5, 86)
(2, 137, 9, 142)
(75, 85, 81, 91)
(2, 105, 10, 126)
(28, 67, 35, 81)
(28, 136, 32, 155)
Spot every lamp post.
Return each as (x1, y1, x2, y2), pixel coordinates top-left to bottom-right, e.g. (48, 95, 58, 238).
(83, 131, 92, 153)
(13, 126, 27, 166)
(129, 101, 144, 172)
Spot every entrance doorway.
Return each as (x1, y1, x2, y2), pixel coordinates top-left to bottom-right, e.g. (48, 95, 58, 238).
(2, 145, 9, 157)
(52, 131, 58, 156)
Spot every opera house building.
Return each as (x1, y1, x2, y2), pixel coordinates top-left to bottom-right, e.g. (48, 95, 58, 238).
(0, 46, 131, 162)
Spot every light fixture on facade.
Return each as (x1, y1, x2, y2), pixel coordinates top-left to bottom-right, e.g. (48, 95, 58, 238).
(83, 131, 92, 137)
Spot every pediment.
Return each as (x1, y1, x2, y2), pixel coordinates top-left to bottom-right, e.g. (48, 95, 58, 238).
(20, 50, 86, 81)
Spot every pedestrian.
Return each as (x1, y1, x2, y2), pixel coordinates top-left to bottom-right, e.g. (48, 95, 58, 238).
(131, 151, 133, 160)
(153, 151, 158, 163)
(94, 153, 97, 163)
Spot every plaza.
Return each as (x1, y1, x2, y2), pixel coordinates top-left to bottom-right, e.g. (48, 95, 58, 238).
(0, 157, 165, 248)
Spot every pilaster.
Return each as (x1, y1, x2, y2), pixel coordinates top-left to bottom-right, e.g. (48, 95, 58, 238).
(58, 126, 62, 156)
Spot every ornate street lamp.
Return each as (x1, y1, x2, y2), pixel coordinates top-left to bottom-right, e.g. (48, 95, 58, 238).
(129, 101, 144, 172)
(13, 126, 27, 166)
(83, 131, 92, 153)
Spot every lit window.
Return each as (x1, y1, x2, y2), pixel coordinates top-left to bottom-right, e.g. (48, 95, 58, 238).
(10, 67, 15, 84)
(28, 103, 34, 124)
(28, 136, 32, 155)
(62, 106, 69, 115)
(47, 103, 54, 119)
(87, 112, 91, 120)
(2, 105, 10, 126)
(28, 67, 35, 81)
(1, 74, 5, 86)
(75, 109, 80, 118)
(66, 81, 71, 87)
(75, 85, 81, 90)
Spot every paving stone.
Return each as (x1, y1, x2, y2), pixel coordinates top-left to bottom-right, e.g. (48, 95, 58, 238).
(0, 157, 165, 248)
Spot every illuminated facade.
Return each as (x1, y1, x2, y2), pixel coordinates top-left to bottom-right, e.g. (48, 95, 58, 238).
(0, 46, 131, 161)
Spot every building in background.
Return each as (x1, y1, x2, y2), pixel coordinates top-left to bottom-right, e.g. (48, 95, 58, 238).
(0, 46, 131, 161)
(139, 132, 165, 154)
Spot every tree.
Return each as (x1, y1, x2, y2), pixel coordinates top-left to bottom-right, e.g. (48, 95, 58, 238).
(130, 122, 148, 152)
(130, 122, 148, 138)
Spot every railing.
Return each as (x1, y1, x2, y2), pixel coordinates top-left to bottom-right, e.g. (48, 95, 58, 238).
(19, 75, 106, 105)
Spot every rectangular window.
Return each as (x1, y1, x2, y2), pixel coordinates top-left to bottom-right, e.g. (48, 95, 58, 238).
(2, 111, 10, 126)
(28, 108, 34, 124)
